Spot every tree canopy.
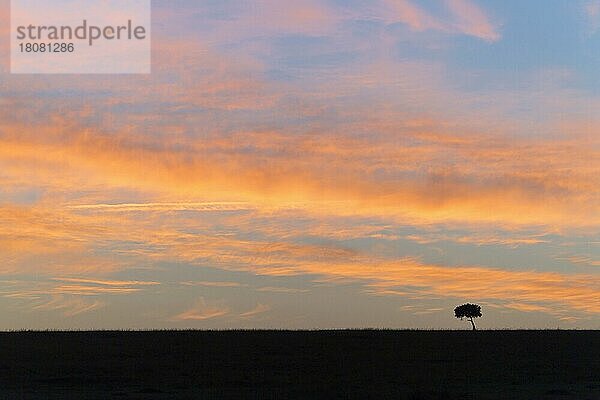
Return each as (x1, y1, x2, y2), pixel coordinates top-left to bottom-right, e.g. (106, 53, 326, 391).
(454, 303, 482, 330)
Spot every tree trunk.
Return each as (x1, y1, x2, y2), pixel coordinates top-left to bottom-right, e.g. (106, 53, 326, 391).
(469, 317, 476, 331)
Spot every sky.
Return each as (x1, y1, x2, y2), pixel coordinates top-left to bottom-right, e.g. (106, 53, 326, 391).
(0, 0, 598, 330)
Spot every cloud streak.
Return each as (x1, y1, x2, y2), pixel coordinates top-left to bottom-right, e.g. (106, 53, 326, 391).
(32, 295, 105, 317)
(172, 298, 229, 321)
(240, 303, 271, 319)
(444, 0, 501, 41)
(384, 0, 500, 41)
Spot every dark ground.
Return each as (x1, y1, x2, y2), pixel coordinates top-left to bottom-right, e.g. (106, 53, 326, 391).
(0, 330, 598, 399)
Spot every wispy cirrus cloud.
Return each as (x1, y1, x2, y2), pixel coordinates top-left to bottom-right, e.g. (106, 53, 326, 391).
(1, 278, 159, 316)
(554, 254, 600, 268)
(384, 0, 446, 32)
(240, 303, 271, 319)
(404, 232, 551, 248)
(67, 202, 255, 212)
(172, 299, 271, 322)
(31, 294, 105, 317)
(256, 286, 310, 294)
(503, 302, 554, 313)
(172, 298, 229, 321)
(444, 0, 501, 42)
(383, 0, 500, 41)
(52, 277, 160, 287)
(180, 281, 248, 288)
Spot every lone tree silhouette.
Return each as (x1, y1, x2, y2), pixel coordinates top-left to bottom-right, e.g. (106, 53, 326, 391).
(454, 303, 482, 330)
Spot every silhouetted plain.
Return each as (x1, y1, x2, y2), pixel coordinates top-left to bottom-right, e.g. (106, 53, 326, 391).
(0, 330, 598, 399)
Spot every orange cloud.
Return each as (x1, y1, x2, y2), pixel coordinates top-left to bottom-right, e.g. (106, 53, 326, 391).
(1, 121, 597, 228)
(0, 206, 132, 275)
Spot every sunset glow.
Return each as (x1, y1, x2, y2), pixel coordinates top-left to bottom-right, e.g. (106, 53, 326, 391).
(0, 0, 598, 329)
